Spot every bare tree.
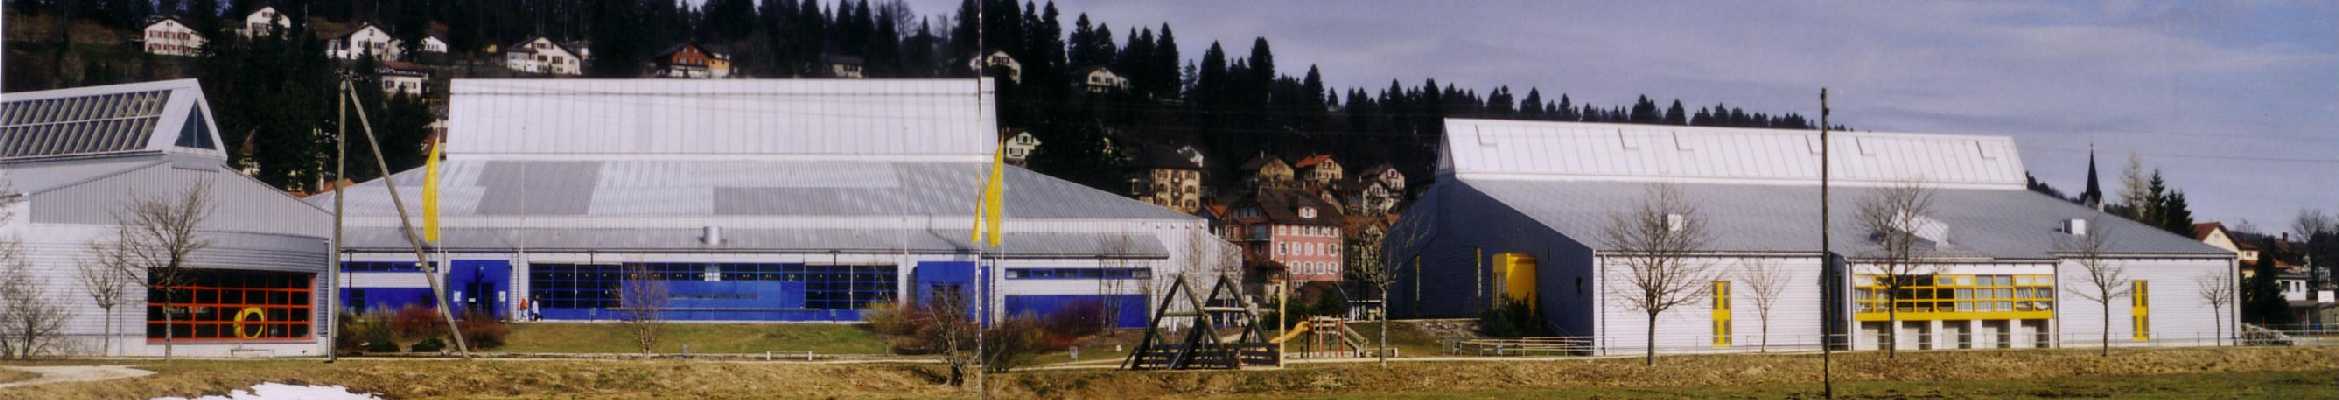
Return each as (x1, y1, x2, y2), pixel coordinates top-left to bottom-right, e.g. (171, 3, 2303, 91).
(1098, 235, 1134, 333)
(1855, 181, 1937, 358)
(2194, 269, 2235, 346)
(2061, 223, 2127, 356)
(1736, 260, 1788, 352)
(616, 263, 669, 355)
(105, 182, 214, 360)
(1371, 211, 1435, 366)
(2294, 210, 2335, 328)
(1601, 184, 1716, 366)
(919, 285, 978, 386)
(76, 248, 134, 357)
(0, 260, 72, 359)
(0, 191, 73, 359)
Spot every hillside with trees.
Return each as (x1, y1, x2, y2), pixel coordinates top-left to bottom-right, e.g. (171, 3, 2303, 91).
(5, 0, 1841, 196)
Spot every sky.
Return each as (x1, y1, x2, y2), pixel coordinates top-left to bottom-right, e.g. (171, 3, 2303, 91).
(884, 0, 2337, 234)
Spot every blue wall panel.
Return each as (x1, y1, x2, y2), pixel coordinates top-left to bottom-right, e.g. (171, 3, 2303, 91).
(448, 260, 512, 319)
(1003, 295, 1151, 328)
(340, 288, 435, 313)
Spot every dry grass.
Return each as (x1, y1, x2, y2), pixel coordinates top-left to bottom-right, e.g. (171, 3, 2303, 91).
(0, 359, 960, 400)
(999, 346, 2339, 399)
(0, 346, 2330, 399)
(0, 369, 35, 384)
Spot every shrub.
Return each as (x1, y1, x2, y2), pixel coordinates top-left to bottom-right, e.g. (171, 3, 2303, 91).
(1478, 299, 1547, 338)
(389, 304, 447, 347)
(981, 315, 1050, 372)
(863, 301, 915, 337)
(410, 337, 447, 353)
(457, 312, 509, 350)
(335, 310, 398, 353)
(333, 311, 366, 352)
(1042, 301, 1106, 342)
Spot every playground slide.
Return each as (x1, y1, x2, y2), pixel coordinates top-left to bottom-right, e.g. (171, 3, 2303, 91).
(1268, 322, 1314, 344)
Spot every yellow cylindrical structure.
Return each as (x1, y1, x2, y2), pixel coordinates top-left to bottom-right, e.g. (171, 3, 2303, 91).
(1497, 253, 1537, 311)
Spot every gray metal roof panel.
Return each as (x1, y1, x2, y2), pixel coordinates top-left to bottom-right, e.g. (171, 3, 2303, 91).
(339, 226, 1168, 257)
(1457, 178, 2230, 259)
(0, 156, 167, 195)
(322, 159, 1191, 221)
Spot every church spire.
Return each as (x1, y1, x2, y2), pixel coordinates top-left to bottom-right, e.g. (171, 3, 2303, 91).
(2080, 142, 2103, 209)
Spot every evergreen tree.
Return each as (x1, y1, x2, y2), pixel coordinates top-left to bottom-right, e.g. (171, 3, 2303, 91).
(1663, 99, 1686, 125)
(1247, 37, 1275, 95)
(587, 0, 648, 77)
(393, 0, 431, 60)
(2158, 190, 2194, 236)
(2243, 240, 2293, 325)
(1151, 24, 1179, 98)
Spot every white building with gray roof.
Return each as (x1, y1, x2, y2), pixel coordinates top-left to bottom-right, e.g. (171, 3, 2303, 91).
(315, 79, 1234, 326)
(1387, 119, 2236, 355)
(2, 79, 333, 357)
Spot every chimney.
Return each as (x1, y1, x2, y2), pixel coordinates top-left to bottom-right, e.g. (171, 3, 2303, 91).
(1666, 214, 1686, 232)
(2067, 218, 2089, 236)
(702, 225, 723, 246)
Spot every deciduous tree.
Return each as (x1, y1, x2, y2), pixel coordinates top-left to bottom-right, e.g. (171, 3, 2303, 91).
(1601, 184, 1715, 366)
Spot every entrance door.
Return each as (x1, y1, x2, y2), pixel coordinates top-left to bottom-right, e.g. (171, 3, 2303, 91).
(447, 260, 513, 319)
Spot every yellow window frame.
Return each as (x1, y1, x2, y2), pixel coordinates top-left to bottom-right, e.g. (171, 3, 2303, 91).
(2131, 281, 2150, 341)
(1712, 281, 1732, 347)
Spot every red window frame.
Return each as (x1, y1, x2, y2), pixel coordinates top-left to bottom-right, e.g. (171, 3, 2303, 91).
(148, 269, 315, 343)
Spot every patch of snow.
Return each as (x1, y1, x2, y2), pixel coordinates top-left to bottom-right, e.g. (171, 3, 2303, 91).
(151, 382, 383, 400)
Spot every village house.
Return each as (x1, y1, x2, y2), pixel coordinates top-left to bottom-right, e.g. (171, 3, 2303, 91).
(502, 36, 584, 76)
(824, 54, 866, 78)
(969, 50, 1022, 83)
(1002, 130, 1040, 166)
(1241, 154, 1296, 190)
(652, 42, 733, 78)
(1230, 189, 1345, 284)
(327, 23, 400, 60)
(238, 6, 292, 37)
(1082, 67, 1129, 93)
(1294, 154, 1343, 189)
(1131, 144, 1208, 214)
(380, 61, 430, 96)
(140, 17, 206, 57)
(1335, 164, 1407, 216)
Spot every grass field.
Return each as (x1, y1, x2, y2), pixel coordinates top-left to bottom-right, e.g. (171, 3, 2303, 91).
(498, 323, 891, 354)
(0, 369, 34, 385)
(0, 346, 2330, 399)
(1313, 370, 2338, 399)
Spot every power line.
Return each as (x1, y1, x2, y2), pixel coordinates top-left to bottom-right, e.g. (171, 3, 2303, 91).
(2027, 145, 2339, 165)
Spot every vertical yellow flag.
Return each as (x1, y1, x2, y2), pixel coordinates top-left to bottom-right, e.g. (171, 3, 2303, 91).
(968, 141, 1006, 248)
(421, 138, 443, 244)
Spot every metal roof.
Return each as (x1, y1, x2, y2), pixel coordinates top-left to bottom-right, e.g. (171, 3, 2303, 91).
(319, 159, 1192, 220)
(337, 226, 1169, 257)
(1439, 119, 2026, 189)
(1, 79, 225, 161)
(0, 156, 165, 195)
(4, 153, 330, 238)
(447, 79, 997, 161)
(1445, 178, 2230, 259)
(313, 159, 1198, 253)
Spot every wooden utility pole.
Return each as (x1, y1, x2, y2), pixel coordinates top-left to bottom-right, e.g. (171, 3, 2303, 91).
(1819, 88, 1833, 399)
(326, 78, 347, 363)
(344, 80, 473, 357)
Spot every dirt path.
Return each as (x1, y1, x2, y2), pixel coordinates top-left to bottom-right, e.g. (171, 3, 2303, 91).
(0, 365, 152, 389)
